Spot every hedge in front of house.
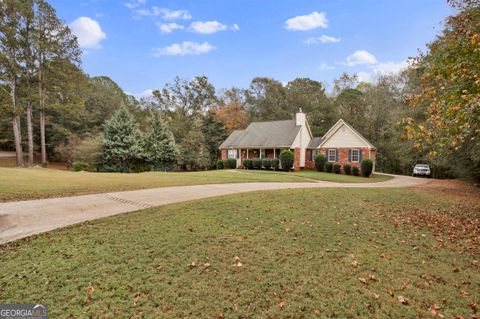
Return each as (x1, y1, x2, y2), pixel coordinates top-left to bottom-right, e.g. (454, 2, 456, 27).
(252, 158, 263, 169)
(216, 160, 224, 169)
(333, 164, 341, 174)
(280, 150, 294, 171)
(243, 159, 253, 169)
(262, 158, 272, 170)
(314, 154, 327, 171)
(361, 159, 373, 177)
(343, 164, 351, 175)
(224, 158, 237, 169)
(324, 162, 333, 173)
(271, 159, 280, 170)
(352, 166, 360, 176)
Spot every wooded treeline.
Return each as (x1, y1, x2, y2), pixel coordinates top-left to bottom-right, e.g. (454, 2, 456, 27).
(1, 0, 478, 182)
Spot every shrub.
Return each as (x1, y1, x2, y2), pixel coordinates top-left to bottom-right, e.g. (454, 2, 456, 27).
(325, 162, 333, 173)
(343, 164, 351, 175)
(352, 166, 360, 176)
(216, 160, 224, 169)
(252, 158, 263, 169)
(361, 159, 374, 177)
(280, 150, 294, 171)
(262, 158, 272, 170)
(314, 154, 327, 171)
(271, 159, 280, 170)
(243, 159, 253, 169)
(224, 158, 237, 169)
(72, 160, 89, 172)
(333, 164, 341, 174)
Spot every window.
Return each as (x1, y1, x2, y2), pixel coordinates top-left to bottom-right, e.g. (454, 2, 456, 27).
(311, 149, 318, 161)
(228, 149, 237, 159)
(328, 149, 336, 162)
(260, 149, 266, 158)
(351, 149, 360, 162)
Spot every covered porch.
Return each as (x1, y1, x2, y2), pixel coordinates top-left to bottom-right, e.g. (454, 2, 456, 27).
(226, 148, 286, 168)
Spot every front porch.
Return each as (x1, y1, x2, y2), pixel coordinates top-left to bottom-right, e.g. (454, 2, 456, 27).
(223, 148, 286, 168)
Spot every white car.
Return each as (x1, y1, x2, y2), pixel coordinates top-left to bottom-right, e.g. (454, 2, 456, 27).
(412, 164, 431, 177)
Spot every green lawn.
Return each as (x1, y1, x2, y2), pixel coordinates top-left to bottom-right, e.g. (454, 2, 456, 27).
(1, 188, 478, 318)
(0, 167, 390, 202)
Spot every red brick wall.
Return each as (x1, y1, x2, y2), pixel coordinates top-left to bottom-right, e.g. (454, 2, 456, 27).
(293, 148, 300, 172)
(220, 149, 227, 160)
(302, 147, 375, 171)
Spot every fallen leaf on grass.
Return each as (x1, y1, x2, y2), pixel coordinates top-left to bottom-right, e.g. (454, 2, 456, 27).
(358, 277, 368, 284)
(460, 290, 469, 297)
(428, 304, 444, 318)
(398, 295, 410, 305)
(86, 285, 95, 297)
(277, 300, 285, 309)
(372, 293, 380, 300)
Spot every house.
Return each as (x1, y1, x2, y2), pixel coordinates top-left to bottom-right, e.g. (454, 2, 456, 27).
(219, 111, 376, 172)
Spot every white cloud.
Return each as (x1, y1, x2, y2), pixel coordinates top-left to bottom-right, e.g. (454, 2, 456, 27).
(232, 24, 240, 31)
(69, 17, 107, 49)
(126, 89, 153, 100)
(319, 62, 335, 70)
(125, 0, 145, 9)
(285, 11, 328, 31)
(189, 21, 227, 34)
(136, 7, 192, 20)
(153, 41, 215, 56)
(304, 35, 341, 45)
(372, 61, 408, 75)
(357, 71, 373, 83)
(343, 50, 377, 66)
(157, 22, 184, 33)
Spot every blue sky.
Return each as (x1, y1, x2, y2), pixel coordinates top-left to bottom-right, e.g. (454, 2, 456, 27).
(51, 0, 453, 98)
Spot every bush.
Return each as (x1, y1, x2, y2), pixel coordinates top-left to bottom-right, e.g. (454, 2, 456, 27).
(252, 158, 263, 169)
(243, 159, 253, 169)
(361, 159, 374, 177)
(333, 164, 341, 174)
(314, 154, 327, 171)
(343, 164, 351, 175)
(280, 150, 294, 171)
(216, 160, 224, 169)
(352, 166, 360, 176)
(262, 158, 272, 170)
(224, 158, 237, 169)
(271, 159, 280, 170)
(72, 160, 89, 172)
(325, 162, 333, 173)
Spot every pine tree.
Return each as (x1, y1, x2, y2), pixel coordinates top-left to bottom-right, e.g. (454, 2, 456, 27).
(143, 111, 177, 171)
(101, 107, 142, 172)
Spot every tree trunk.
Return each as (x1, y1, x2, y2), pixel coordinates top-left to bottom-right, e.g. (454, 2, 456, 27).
(40, 110, 47, 165)
(27, 103, 34, 167)
(12, 115, 24, 167)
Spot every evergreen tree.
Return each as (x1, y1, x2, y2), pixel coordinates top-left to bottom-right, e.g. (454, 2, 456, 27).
(101, 107, 142, 172)
(143, 111, 177, 171)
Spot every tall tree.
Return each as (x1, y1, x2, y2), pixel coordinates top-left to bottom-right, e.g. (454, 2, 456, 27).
(405, 0, 480, 181)
(0, 0, 25, 167)
(35, 0, 81, 165)
(102, 107, 143, 172)
(143, 111, 177, 171)
(212, 87, 249, 133)
(286, 78, 335, 135)
(245, 77, 290, 121)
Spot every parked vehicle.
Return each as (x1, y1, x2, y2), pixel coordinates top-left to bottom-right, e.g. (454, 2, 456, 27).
(412, 164, 431, 177)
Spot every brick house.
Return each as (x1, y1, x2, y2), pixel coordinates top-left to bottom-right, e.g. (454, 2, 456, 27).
(219, 111, 376, 172)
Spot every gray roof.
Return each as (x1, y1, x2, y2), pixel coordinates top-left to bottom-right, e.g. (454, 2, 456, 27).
(219, 120, 301, 149)
(307, 137, 323, 148)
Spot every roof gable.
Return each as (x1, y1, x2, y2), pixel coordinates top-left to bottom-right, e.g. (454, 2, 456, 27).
(319, 119, 375, 149)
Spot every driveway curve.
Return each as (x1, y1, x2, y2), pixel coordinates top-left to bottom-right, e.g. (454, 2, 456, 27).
(0, 174, 429, 244)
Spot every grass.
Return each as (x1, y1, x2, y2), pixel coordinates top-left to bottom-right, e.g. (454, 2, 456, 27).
(1, 187, 478, 318)
(293, 170, 393, 183)
(0, 167, 390, 202)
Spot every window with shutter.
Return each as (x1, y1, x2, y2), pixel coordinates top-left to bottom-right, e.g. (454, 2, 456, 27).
(351, 149, 360, 162)
(328, 149, 336, 162)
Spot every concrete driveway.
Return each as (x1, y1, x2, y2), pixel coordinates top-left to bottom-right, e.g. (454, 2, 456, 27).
(0, 174, 429, 244)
